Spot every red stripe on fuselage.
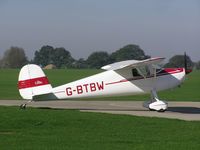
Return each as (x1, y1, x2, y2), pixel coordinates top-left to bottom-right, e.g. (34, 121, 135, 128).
(18, 76, 50, 89)
(163, 68, 184, 74)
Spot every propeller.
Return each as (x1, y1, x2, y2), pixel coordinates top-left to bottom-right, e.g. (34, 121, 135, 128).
(184, 52, 192, 74)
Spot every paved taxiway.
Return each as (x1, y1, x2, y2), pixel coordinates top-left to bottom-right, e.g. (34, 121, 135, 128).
(0, 100, 200, 121)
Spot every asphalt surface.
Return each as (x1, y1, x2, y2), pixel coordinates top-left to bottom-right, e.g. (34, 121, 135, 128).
(0, 100, 200, 121)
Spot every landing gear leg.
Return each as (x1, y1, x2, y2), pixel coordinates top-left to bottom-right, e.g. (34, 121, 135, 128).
(143, 89, 168, 112)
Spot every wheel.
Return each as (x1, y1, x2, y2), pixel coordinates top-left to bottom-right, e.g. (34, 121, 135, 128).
(149, 108, 156, 111)
(157, 109, 166, 112)
(20, 104, 26, 109)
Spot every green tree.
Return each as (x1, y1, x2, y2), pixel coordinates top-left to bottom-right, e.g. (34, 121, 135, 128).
(52, 47, 74, 68)
(164, 55, 194, 68)
(1, 47, 28, 68)
(73, 58, 88, 68)
(110, 44, 150, 62)
(34, 45, 54, 67)
(34, 46, 74, 68)
(195, 61, 200, 70)
(0, 58, 3, 68)
(86, 51, 110, 69)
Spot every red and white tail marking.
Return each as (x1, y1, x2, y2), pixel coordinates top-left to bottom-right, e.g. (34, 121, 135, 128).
(18, 76, 50, 89)
(18, 64, 52, 100)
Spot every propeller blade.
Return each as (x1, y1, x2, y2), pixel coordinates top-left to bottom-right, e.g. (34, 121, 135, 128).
(184, 52, 192, 74)
(184, 52, 187, 73)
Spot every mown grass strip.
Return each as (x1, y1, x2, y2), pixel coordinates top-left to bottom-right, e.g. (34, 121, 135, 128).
(0, 106, 199, 150)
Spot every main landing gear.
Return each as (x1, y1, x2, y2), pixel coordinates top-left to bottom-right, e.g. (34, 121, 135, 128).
(143, 89, 168, 112)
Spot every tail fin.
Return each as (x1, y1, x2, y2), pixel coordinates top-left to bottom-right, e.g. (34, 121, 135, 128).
(18, 64, 53, 100)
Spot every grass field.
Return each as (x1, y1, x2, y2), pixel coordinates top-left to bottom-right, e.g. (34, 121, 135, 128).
(0, 69, 199, 150)
(0, 106, 199, 150)
(0, 69, 199, 101)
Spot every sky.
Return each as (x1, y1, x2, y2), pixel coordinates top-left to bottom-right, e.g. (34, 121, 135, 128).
(0, 0, 200, 61)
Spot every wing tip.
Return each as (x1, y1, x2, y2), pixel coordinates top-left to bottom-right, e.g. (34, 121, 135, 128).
(101, 65, 111, 70)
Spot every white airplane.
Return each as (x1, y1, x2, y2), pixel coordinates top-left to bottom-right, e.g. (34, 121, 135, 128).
(18, 57, 191, 112)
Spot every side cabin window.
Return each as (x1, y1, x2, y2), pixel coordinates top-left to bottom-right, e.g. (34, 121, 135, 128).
(132, 65, 153, 78)
(132, 68, 141, 77)
(138, 66, 150, 77)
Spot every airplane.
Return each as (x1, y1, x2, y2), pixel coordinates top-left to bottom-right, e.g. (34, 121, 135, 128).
(18, 55, 191, 112)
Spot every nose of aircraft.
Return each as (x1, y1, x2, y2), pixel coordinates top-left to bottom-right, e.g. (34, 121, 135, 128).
(178, 68, 186, 83)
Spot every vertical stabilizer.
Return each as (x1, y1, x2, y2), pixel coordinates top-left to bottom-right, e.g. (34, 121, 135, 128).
(18, 64, 52, 100)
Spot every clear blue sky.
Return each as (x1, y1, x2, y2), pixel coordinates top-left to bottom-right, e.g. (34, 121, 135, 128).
(0, 0, 199, 61)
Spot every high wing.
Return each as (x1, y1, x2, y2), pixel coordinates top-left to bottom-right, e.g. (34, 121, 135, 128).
(101, 57, 165, 71)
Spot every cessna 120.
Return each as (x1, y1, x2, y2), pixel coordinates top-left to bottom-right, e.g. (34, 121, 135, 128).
(18, 56, 191, 112)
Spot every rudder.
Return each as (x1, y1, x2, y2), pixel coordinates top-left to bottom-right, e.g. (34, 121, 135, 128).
(18, 64, 52, 100)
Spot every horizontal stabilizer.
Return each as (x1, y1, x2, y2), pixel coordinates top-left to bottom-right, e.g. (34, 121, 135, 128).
(33, 93, 58, 101)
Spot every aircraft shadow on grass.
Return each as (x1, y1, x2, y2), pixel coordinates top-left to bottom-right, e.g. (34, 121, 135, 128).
(38, 106, 200, 114)
(37, 107, 148, 112)
(167, 107, 200, 114)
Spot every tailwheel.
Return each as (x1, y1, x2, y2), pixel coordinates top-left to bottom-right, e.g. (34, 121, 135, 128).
(19, 100, 32, 109)
(20, 104, 27, 109)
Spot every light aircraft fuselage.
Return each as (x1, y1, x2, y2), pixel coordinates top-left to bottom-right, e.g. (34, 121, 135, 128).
(18, 57, 189, 111)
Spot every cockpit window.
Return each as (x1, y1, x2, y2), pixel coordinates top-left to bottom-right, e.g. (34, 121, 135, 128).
(137, 66, 150, 77)
(132, 65, 155, 78)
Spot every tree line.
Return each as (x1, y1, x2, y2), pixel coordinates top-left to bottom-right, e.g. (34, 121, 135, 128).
(0, 44, 199, 69)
